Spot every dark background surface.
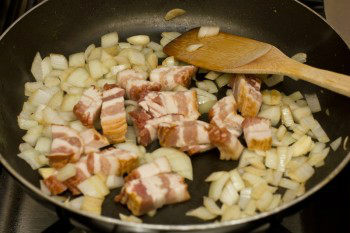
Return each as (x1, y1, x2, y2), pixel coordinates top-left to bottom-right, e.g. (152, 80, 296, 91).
(1, 0, 350, 232)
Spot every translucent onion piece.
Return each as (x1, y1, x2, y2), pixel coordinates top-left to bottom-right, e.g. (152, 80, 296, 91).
(186, 206, 217, 220)
(198, 26, 220, 38)
(330, 137, 342, 151)
(164, 8, 186, 21)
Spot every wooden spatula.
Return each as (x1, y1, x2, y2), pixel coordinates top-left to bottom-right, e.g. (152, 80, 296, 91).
(163, 28, 350, 97)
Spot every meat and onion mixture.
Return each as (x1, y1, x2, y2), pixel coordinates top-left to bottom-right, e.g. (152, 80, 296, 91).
(17, 27, 345, 222)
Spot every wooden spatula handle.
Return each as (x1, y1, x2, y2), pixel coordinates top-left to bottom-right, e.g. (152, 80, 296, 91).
(281, 58, 350, 97)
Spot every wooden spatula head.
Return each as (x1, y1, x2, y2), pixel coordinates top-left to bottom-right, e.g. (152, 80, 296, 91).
(163, 28, 272, 72)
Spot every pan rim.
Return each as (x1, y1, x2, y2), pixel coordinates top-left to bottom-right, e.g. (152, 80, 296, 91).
(0, 0, 349, 230)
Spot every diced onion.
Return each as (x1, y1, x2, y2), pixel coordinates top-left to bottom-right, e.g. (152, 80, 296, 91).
(262, 90, 282, 105)
(40, 180, 51, 196)
(69, 196, 84, 210)
(267, 194, 282, 211)
(34, 137, 52, 154)
(220, 180, 239, 205)
(150, 147, 193, 180)
(292, 135, 313, 157)
(289, 162, 314, 182)
(17, 149, 42, 169)
(50, 54, 68, 70)
(119, 213, 143, 223)
(282, 189, 297, 203)
(106, 175, 124, 189)
(281, 105, 294, 127)
(81, 196, 104, 215)
(256, 191, 273, 212)
(215, 73, 232, 88)
(186, 206, 217, 220)
(276, 125, 287, 141)
(344, 136, 349, 150)
(279, 178, 299, 190)
(263, 74, 284, 87)
(330, 137, 342, 151)
(229, 170, 245, 191)
(41, 57, 53, 78)
(164, 8, 186, 20)
(258, 106, 281, 126)
(289, 91, 303, 101)
(305, 93, 321, 113)
(205, 171, 226, 182)
(77, 175, 110, 198)
(162, 56, 178, 67)
(203, 197, 222, 215)
(38, 167, 56, 179)
(101, 32, 119, 48)
(31, 52, 43, 81)
(310, 120, 330, 143)
(56, 163, 77, 182)
(291, 53, 307, 63)
(147, 41, 163, 51)
(186, 43, 203, 52)
(125, 126, 137, 143)
(238, 188, 252, 210)
(205, 71, 221, 80)
(127, 35, 150, 46)
(69, 52, 85, 67)
(198, 26, 220, 38)
(208, 172, 230, 201)
(221, 205, 241, 221)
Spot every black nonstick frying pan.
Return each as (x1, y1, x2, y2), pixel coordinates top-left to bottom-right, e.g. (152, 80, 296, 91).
(0, 0, 350, 232)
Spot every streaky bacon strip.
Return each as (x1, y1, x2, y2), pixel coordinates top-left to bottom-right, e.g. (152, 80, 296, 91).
(87, 147, 139, 176)
(150, 65, 197, 91)
(157, 120, 212, 155)
(230, 74, 262, 117)
(101, 84, 127, 143)
(115, 173, 190, 216)
(48, 125, 84, 168)
(125, 157, 171, 182)
(117, 69, 161, 101)
(242, 117, 272, 151)
(73, 86, 102, 127)
(80, 128, 109, 153)
(138, 90, 200, 120)
(129, 109, 184, 146)
(43, 175, 67, 195)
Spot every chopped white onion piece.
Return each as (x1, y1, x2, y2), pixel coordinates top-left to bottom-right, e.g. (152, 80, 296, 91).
(155, 50, 167, 58)
(161, 31, 181, 40)
(205, 71, 221, 80)
(164, 8, 186, 20)
(22, 125, 43, 146)
(229, 170, 245, 191)
(162, 56, 178, 67)
(279, 178, 299, 190)
(305, 93, 321, 113)
(289, 162, 314, 182)
(106, 175, 124, 189)
(41, 56, 52, 78)
(276, 125, 287, 141)
(101, 32, 119, 48)
(56, 163, 77, 182)
(238, 188, 252, 210)
(69, 196, 84, 210)
(292, 135, 313, 157)
(147, 41, 163, 51)
(308, 147, 330, 166)
(17, 149, 42, 169)
(288, 91, 303, 101)
(205, 171, 226, 182)
(69, 52, 85, 67)
(282, 189, 297, 203)
(18, 117, 38, 130)
(221, 205, 241, 222)
(291, 53, 307, 63)
(203, 197, 222, 215)
(281, 105, 294, 127)
(34, 137, 51, 154)
(66, 68, 89, 87)
(81, 196, 104, 215)
(209, 172, 230, 201)
(119, 213, 143, 223)
(84, 44, 95, 59)
(198, 26, 220, 38)
(330, 137, 342, 151)
(265, 149, 278, 169)
(31, 52, 43, 81)
(186, 43, 203, 52)
(186, 206, 217, 220)
(258, 106, 281, 126)
(262, 90, 282, 105)
(196, 80, 218, 94)
(127, 35, 150, 46)
(263, 74, 284, 87)
(38, 167, 56, 179)
(310, 120, 330, 143)
(256, 191, 273, 212)
(220, 181, 239, 206)
(150, 147, 193, 180)
(19, 143, 33, 152)
(267, 194, 282, 211)
(77, 175, 110, 198)
(215, 73, 232, 88)
(50, 54, 68, 70)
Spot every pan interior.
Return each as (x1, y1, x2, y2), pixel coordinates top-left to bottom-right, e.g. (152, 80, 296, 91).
(0, 0, 349, 225)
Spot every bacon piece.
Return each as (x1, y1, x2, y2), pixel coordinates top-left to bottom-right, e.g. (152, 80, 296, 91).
(158, 120, 212, 154)
(63, 156, 91, 195)
(117, 69, 161, 101)
(125, 157, 171, 182)
(86, 147, 139, 176)
(180, 144, 214, 155)
(129, 109, 184, 146)
(80, 128, 109, 153)
(43, 175, 67, 195)
(242, 117, 272, 151)
(115, 173, 190, 216)
(101, 84, 127, 143)
(138, 90, 200, 120)
(48, 125, 83, 168)
(73, 86, 102, 127)
(150, 65, 197, 90)
(209, 125, 244, 160)
(230, 74, 262, 117)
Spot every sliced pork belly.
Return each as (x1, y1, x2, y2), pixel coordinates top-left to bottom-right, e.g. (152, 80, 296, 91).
(115, 173, 190, 216)
(117, 69, 161, 101)
(43, 175, 67, 195)
(209, 125, 244, 160)
(230, 74, 262, 117)
(125, 157, 171, 182)
(242, 117, 272, 151)
(101, 84, 127, 143)
(150, 65, 197, 90)
(48, 125, 84, 168)
(158, 120, 212, 155)
(129, 109, 184, 146)
(80, 128, 109, 153)
(87, 147, 139, 176)
(138, 90, 200, 120)
(73, 86, 102, 127)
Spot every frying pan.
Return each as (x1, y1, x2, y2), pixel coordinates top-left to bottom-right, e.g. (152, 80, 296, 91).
(0, 0, 349, 232)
